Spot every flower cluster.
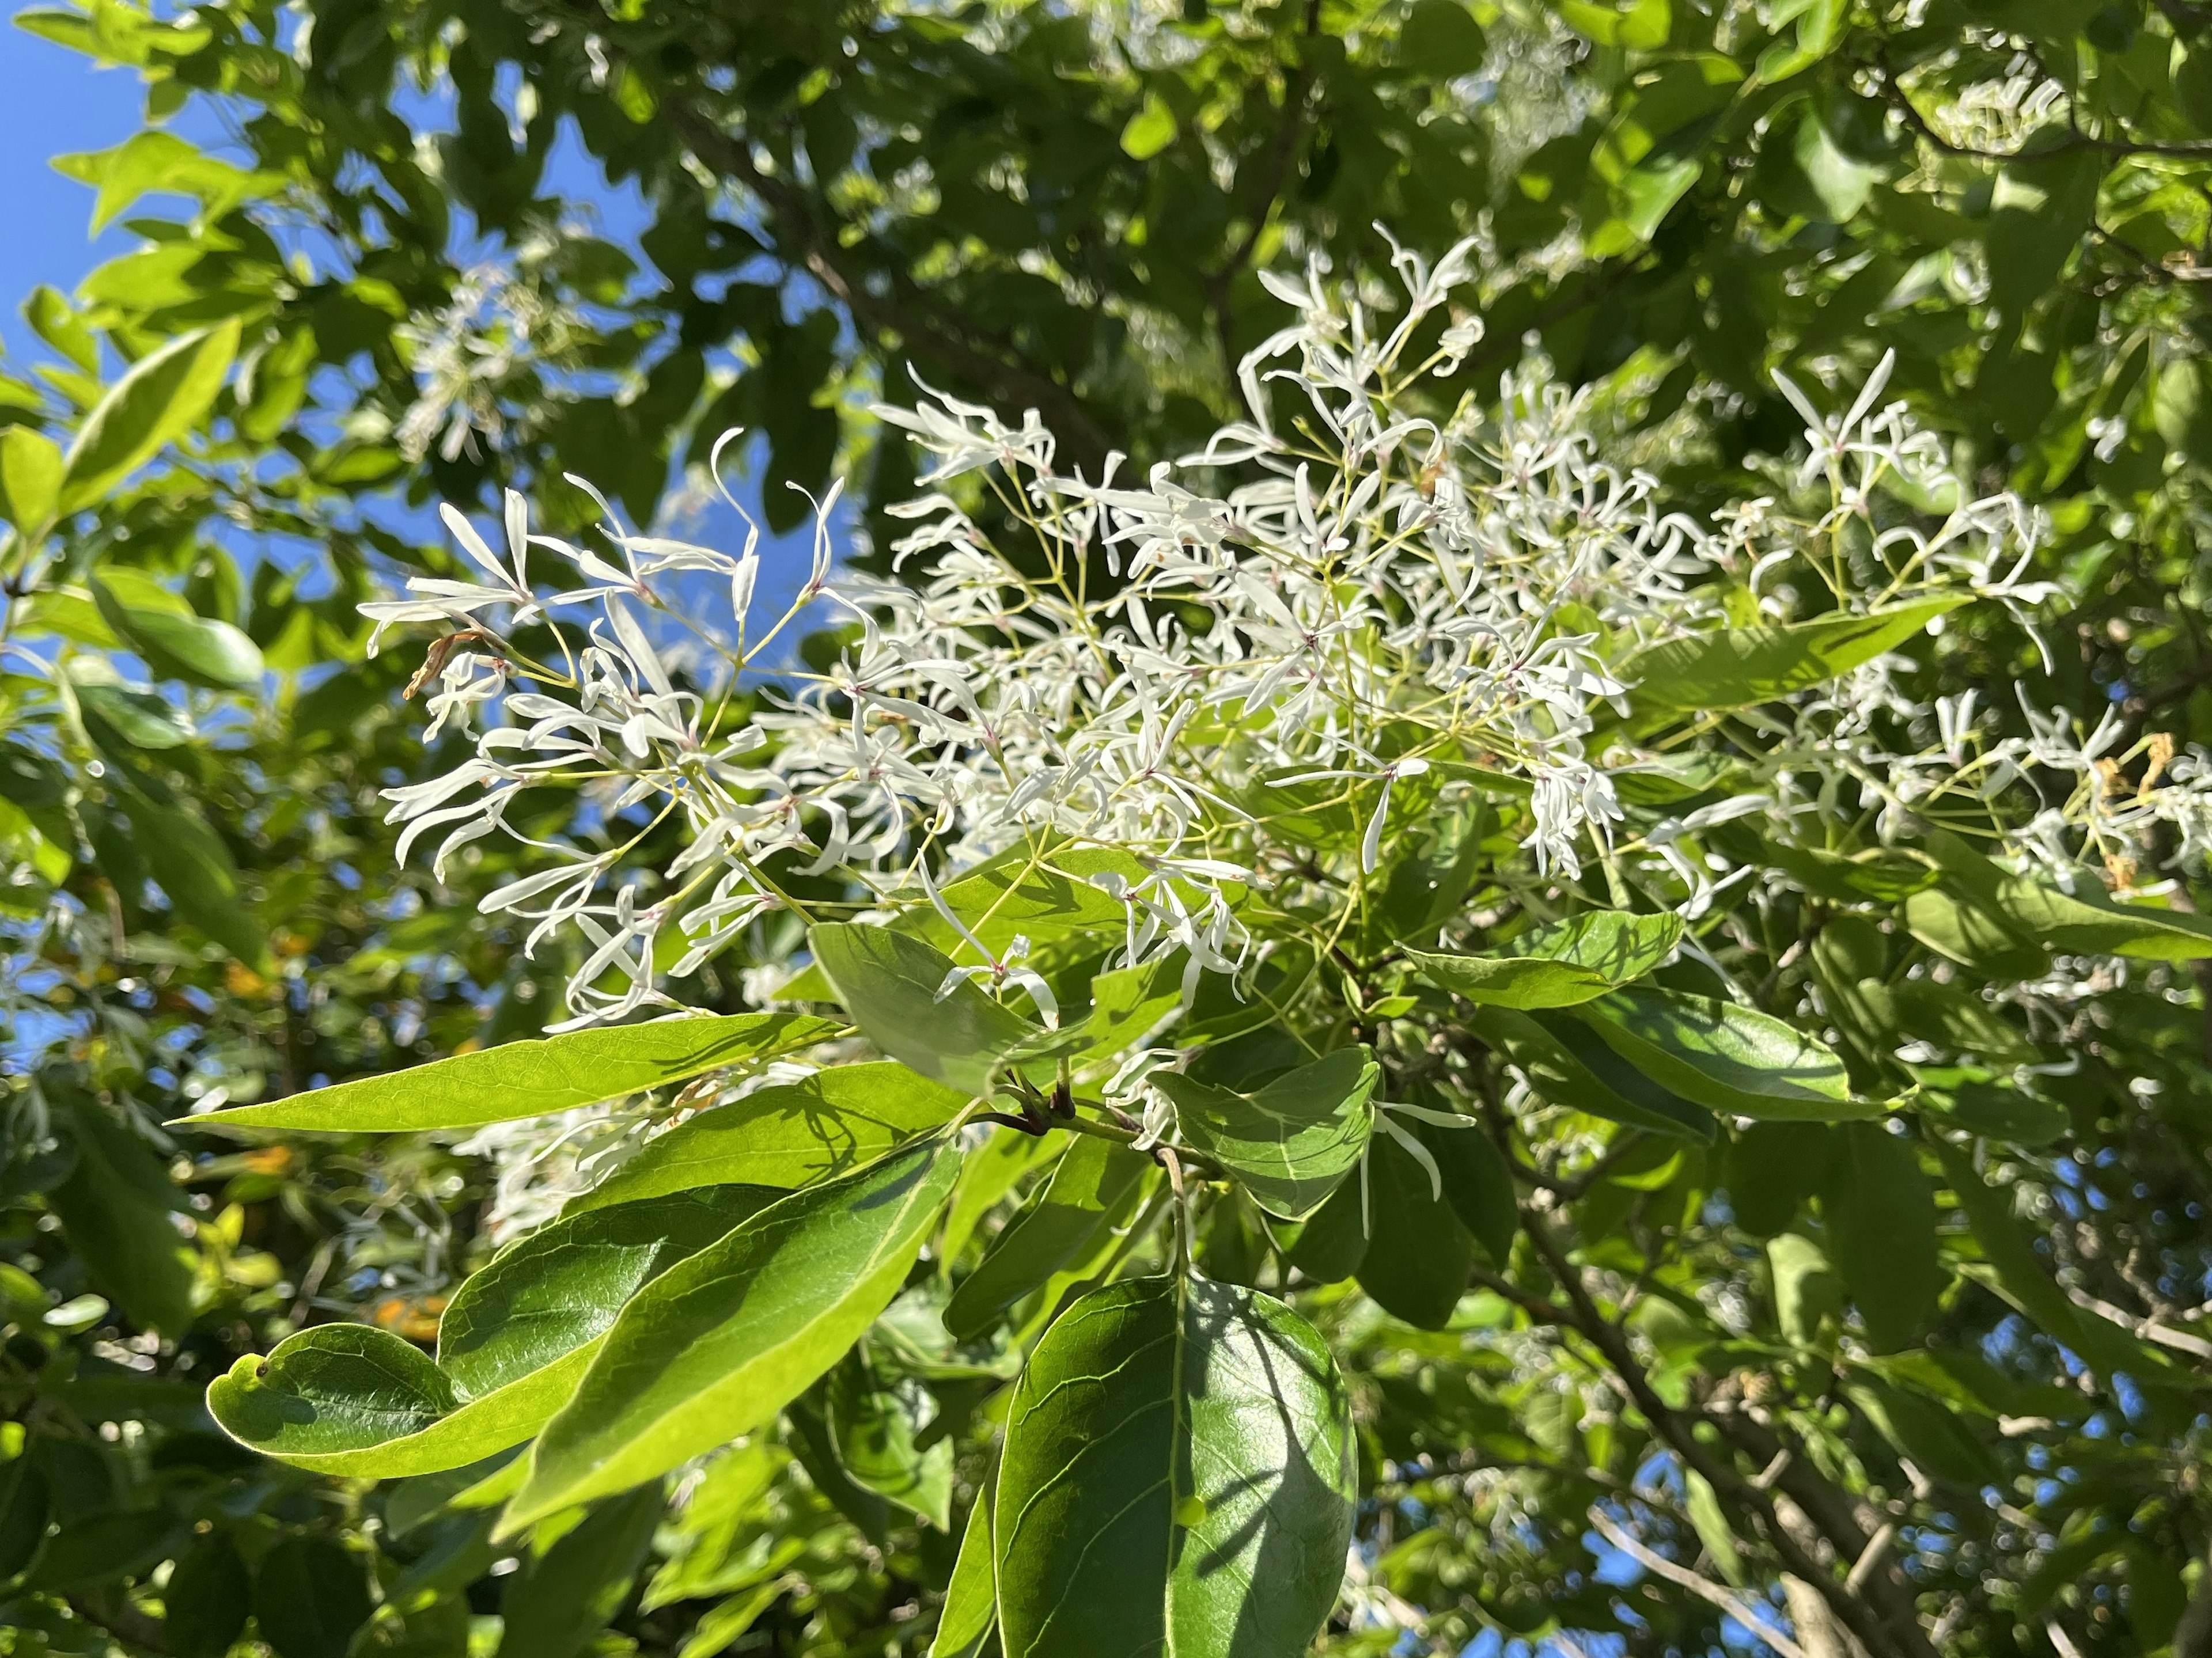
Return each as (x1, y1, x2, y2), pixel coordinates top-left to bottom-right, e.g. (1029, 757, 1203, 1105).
(363, 232, 2209, 1041)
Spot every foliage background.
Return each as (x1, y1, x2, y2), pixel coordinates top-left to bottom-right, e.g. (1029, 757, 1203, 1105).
(1, 1, 2210, 1656)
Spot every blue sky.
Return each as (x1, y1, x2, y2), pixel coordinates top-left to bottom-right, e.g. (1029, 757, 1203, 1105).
(0, 9, 835, 629)
(0, 13, 184, 361)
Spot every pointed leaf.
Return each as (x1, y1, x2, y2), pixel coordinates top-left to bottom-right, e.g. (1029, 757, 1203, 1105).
(567, 1062, 964, 1213)
(942, 1135, 1153, 1341)
(1153, 1046, 1378, 1220)
(209, 1187, 769, 1475)
(1624, 597, 1966, 710)
(91, 574, 263, 689)
(510, 1136, 963, 1527)
(1817, 1124, 1941, 1353)
(930, 1471, 997, 1658)
(1575, 987, 1877, 1120)
(59, 320, 240, 511)
(827, 1353, 953, 1528)
(190, 1012, 839, 1132)
(810, 923, 1075, 1094)
(0, 426, 63, 532)
(994, 1276, 1355, 1658)
(1355, 1128, 1476, 1329)
(1473, 1006, 1717, 1141)
(1407, 910, 1683, 1008)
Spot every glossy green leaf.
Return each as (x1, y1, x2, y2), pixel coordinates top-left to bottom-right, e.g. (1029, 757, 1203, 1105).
(994, 1275, 1355, 1658)
(438, 1186, 777, 1397)
(253, 1535, 372, 1658)
(1474, 1006, 1717, 1141)
(809, 922, 1076, 1093)
(677, 1581, 786, 1658)
(1576, 987, 1876, 1120)
(191, 1012, 839, 1132)
(510, 1136, 963, 1527)
(1625, 597, 1965, 710)
(930, 1472, 997, 1658)
(91, 575, 263, 689)
(1407, 911, 1683, 1009)
(568, 1063, 964, 1213)
(827, 1351, 953, 1528)
(1902, 888, 2051, 979)
(942, 1134, 1153, 1341)
(1990, 874, 2212, 961)
(940, 1124, 1063, 1268)
(1153, 1046, 1377, 1220)
(210, 1186, 770, 1475)
(1279, 1177, 1371, 1283)
(495, 1486, 663, 1658)
(58, 320, 241, 512)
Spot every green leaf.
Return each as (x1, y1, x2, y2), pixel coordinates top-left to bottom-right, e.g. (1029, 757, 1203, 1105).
(164, 1539, 251, 1658)
(1684, 1471, 1745, 1586)
(1722, 1121, 1824, 1238)
(191, 1012, 839, 1132)
(1425, 1106, 1518, 1264)
(1473, 1006, 1717, 1141)
(35, 1507, 180, 1588)
(1921, 1082, 2067, 1147)
(253, 1535, 373, 1658)
(1624, 597, 1966, 710)
(1768, 1231, 1842, 1346)
(1120, 93, 1177, 160)
(1355, 1128, 1476, 1329)
(1989, 872, 2212, 962)
(1399, 0, 1487, 73)
(1844, 1381, 1999, 1489)
(827, 1352, 953, 1529)
(495, 1487, 664, 1658)
(1755, 96, 1874, 222)
(1575, 987, 1874, 1121)
(1817, 1124, 1941, 1353)
(210, 1187, 770, 1475)
(567, 1062, 965, 1213)
(809, 923, 1070, 1095)
(1557, 0, 1670, 48)
(943, 1135, 1154, 1341)
(111, 785, 270, 971)
(58, 321, 240, 513)
(1279, 1177, 1370, 1283)
(930, 1473, 998, 1658)
(940, 1125, 1063, 1268)
(47, 1100, 196, 1337)
(0, 426, 63, 532)
(1901, 888, 2051, 979)
(510, 1136, 963, 1528)
(1407, 911, 1683, 1009)
(993, 1276, 1356, 1658)
(0, 1452, 49, 1581)
(677, 1581, 786, 1658)
(439, 1186, 777, 1398)
(1153, 1046, 1377, 1220)
(91, 575, 263, 689)
(52, 130, 275, 232)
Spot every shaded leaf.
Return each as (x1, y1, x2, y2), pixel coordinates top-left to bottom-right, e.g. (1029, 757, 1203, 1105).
(1153, 1046, 1378, 1220)
(253, 1535, 372, 1658)
(59, 321, 240, 512)
(569, 1063, 964, 1213)
(1576, 987, 1874, 1120)
(810, 923, 1072, 1094)
(943, 1135, 1153, 1341)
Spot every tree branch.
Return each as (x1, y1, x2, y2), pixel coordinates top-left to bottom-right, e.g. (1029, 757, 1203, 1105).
(666, 107, 1116, 474)
(1588, 1508, 1807, 1658)
(1520, 1215, 1936, 1658)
